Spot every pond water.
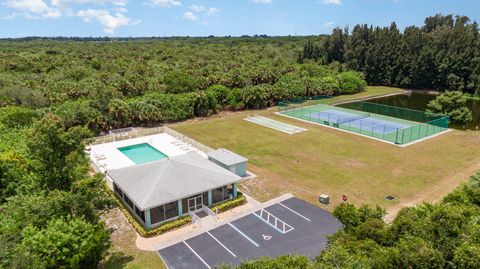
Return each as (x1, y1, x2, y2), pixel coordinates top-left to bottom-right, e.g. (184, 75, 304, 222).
(342, 92, 480, 130)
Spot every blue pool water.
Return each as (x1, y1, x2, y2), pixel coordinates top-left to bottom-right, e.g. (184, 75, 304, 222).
(118, 143, 168, 164)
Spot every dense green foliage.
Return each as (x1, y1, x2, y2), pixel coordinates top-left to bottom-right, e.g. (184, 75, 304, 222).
(0, 38, 365, 133)
(301, 14, 480, 94)
(0, 113, 112, 268)
(427, 91, 473, 125)
(232, 173, 480, 269)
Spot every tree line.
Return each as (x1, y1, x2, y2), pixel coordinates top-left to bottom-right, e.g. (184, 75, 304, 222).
(299, 14, 480, 95)
(0, 38, 365, 132)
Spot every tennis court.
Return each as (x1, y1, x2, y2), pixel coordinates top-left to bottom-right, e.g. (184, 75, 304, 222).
(306, 109, 410, 135)
(277, 102, 449, 145)
(157, 197, 341, 269)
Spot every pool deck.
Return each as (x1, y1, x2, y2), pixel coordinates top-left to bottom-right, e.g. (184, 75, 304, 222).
(88, 133, 208, 172)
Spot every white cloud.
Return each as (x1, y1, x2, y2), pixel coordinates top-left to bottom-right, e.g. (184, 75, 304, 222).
(324, 21, 335, 28)
(2, 0, 49, 13)
(187, 5, 220, 17)
(188, 4, 204, 13)
(51, 0, 127, 9)
(322, 0, 342, 5)
(253, 0, 272, 3)
(182, 10, 196, 21)
(77, 8, 139, 34)
(206, 7, 219, 16)
(114, 7, 127, 12)
(145, 0, 181, 8)
(2, 0, 61, 18)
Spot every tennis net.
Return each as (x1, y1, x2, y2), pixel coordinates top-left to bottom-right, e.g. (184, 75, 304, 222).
(335, 113, 371, 124)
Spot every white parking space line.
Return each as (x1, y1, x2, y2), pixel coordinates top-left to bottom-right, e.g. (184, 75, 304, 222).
(228, 223, 260, 247)
(183, 241, 211, 269)
(254, 209, 294, 234)
(207, 231, 237, 258)
(278, 202, 311, 222)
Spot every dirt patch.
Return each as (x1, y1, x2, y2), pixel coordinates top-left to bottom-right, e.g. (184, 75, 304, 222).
(101, 208, 166, 269)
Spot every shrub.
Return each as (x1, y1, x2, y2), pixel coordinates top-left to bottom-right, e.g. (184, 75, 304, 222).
(427, 91, 473, 125)
(210, 194, 247, 214)
(338, 71, 367, 94)
(0, 106, 38, 128)
(20, 217, 110, 269)
(164, 70, 201, 94)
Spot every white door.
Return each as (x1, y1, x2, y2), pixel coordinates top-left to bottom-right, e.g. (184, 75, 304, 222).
(188, 195, 203, 212)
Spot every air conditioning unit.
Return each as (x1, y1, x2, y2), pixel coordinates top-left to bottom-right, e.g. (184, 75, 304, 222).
(319, 194, 330, 205)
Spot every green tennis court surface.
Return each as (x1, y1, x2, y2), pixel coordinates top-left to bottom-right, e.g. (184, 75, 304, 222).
(277, 102, 449, 145)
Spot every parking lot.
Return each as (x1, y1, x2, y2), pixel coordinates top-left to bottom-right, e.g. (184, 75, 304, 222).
(158, 197, 342, 268)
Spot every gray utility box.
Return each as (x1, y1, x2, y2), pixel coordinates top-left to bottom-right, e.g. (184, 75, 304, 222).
(319, 194, 330, 204)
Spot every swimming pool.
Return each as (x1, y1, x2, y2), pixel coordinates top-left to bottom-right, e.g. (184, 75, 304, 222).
(118, 143, 168, 164)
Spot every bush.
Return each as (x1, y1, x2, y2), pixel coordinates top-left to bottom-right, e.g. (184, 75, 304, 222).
(20, 217, 110, 269)
(241, 84, 274, 109)
(210, 194, 247, 214)
(164, 70, 201, 94)
(206, 85, 231, 108)
(427, 91, 472, 125)
(0, 106, 38, 128)
(232, 255, 313, 269)
(338, 71, 367, 94)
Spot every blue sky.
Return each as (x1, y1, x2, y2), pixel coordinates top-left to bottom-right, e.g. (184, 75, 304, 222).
(1, 0, 479, 37)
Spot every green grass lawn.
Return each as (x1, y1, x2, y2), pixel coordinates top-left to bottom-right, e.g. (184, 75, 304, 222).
(172, 86, 480, 212)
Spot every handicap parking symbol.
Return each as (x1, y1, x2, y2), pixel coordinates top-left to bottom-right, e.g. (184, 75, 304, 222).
(262, 234, 272, 241)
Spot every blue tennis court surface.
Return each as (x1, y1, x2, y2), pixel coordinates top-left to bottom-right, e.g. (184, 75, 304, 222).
(158, 197, 342, 269)
(306, 109, 410, 135)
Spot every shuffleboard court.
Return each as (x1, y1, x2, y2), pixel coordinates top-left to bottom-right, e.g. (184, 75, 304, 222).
(244, 115, 307, 134)
(158, 197, 342, 268)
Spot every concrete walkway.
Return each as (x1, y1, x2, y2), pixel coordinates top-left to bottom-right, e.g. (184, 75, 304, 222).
(135, 193, 294, 251)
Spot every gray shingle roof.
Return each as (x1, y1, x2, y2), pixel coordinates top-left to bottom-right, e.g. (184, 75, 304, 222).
(207, 148, 248, 166)
(107, 153, 241, 210)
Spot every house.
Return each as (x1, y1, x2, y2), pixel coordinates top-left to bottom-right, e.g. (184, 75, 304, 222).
(107, 152, 243, 229)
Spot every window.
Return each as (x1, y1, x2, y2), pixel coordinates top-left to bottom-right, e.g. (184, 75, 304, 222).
(222, 186, 229, 200)
(150, 202, 180, 225)
(212, 187, 224, 204)
(202, 192, 208, 206)
(124, 195, 134, 209)
(182, 198, 188, 215)
(150, 205, 165, 224)
(226, 184, 234, 199)
(165, 202, 178, 220)
(113, 183, 123, 198)
(134, 206, 145, 222)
